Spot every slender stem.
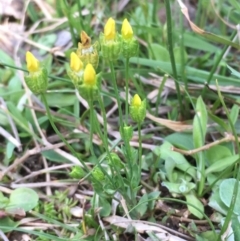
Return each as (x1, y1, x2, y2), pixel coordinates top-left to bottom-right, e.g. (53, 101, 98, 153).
(138, 123, 142, 170)
(180, 12, 190, 118)
(63, 0, 77, 46)
(98, 95, 126, 189)
(125, 58, 130, 124)
(109, 62, 124, 132)
(77, 0, 84, 30)
(155, 74, 168, 116)
(216, 81, 240, 240)
(97, 95, 115, 175)
(89, 98, 95, 157)
(41, 93, 89, 172)
(164, 0, 183, 117)
(197, 152, 205, 196)
(152, 0, 158, 24)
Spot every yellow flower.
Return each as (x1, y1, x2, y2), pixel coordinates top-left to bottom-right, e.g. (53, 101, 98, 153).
(83, 64, 96, 86)
(70, 52, 83, 72)
(104, 17, 116, 40)
(121, 18, 133, 40)
(132, 94, 142, 107)
(26, 51, 39, 73)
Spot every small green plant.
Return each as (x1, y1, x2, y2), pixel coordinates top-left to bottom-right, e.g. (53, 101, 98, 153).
(1, 0, 240, 240)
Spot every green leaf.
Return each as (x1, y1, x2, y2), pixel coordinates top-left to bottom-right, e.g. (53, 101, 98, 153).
(219, 178, 240, 215)
(130, 58, 240, 86)
(149, 43, 170, 62)
(42, 150, 70, 163)
(165, 132, 194, 150)
(208, 111, 229, 132)
(193, 96, 208, 148)
(135, 193, 148, 217)
(209, 189, 228, 215)
(206, 145, 232, 166)
(8, 188, 39, 212)
(147, 191, 160, 210)
(0, 217, 18, 233)
(229, 104, 239, 126)
(185, 192, 204, 219)
(0, 192, 9, 209)
(227, 64, 240, 78)
(183, 33, 218, 52)
(232, 216, 240, 241)
(99, 197, 111, 217)
(173, 46, 188, 64)
(44, 93, 76, 107)
(7, 101, 28, 128)
(165, 157, 176, 182)
(6, 141, 15, 159)
(205, 154, 239, 174)
(196, 231, 218, 240)
(229, 0, 240, 12)
(156, 141, 196, 178)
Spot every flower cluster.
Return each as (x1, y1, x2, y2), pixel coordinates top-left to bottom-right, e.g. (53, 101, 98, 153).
(100, 18, 138, 60)
(24, 17, 139, 103)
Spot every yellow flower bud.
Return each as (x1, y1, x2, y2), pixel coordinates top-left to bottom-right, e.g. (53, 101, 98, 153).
(26, 51, 39, 73)
(130, 94, 146, 123)
(132, 94, 142, 107)
(83, 64, 96, 86)
(70, 52, 83, 72)
(104, 17, 116, 40)
(121, 19, 133, 40)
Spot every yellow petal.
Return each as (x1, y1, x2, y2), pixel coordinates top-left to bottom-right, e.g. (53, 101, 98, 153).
(104, 17, 116, 40)
(132, 94, 141, 107)
(26, 51, 39, 72)
(121, 18, 133, 40)
(83, 64, 96, 86)
(70, 52, 83, 72)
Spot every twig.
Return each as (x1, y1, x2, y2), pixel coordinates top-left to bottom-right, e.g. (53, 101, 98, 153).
(172, 133, 236, 155)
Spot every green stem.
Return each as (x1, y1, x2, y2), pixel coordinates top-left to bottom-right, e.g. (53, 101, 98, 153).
(138, 123, 142, 170)
(125, 58, 130, 124)
(109, 62, 124, 132)
(152, 0, 158, 24)
(164, 0, 183, 117)
(97, 95, 115, 175)
(89, 98, 95, 157)
(41, 93, 89, 172)
(77, 0, 84, 30)
(155, 74, 168, 116)
(63, 0, 77, 46)
(201, 30, 237, 96)
(97, 95, 126, 190)
(197, 152, 205, 196)
(216, 81, 240, 240)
